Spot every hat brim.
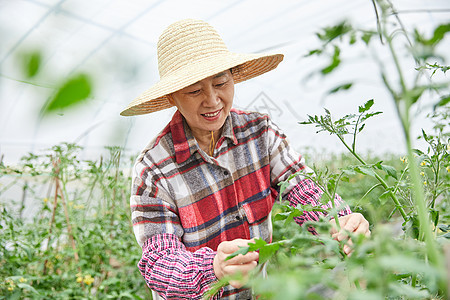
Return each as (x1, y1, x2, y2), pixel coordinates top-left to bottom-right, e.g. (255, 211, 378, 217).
(120, 52, 284, 116)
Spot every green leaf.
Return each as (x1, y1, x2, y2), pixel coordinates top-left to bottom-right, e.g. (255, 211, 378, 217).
(378, 190, 391, 205)
(44, 73, 93, 114)
(388, 282, 430, 298)
(317, 21, 352, 43)
(433, 94, 450, 110)
(17, 283, 39, 294)
(342, 169, 356, 176)
(380, 164, 397, 179)
(427, 23, 450, 45)
(354, 165, 376, 177)
(361, 31, 375, 45)
(305, 49, 323, 57)
(412, 149, 424, 156)
(248, 238, 268, 251)
(327, 83, 353, 95)
(321, 46, 341, 74)
(438, 224, 449, 232)
(358, 99, 374, 113)
(21, 50, 42, 78)
(429, 209, 439, 227)
(258, 242, 280, 264)
(405, 86, 426, 104)
(357, 123, 366, 133)
(360, 111, 382, 122)
(225, 246, 250, 261)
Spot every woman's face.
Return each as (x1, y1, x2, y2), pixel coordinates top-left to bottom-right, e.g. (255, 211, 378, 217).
(169, 70, 235, 138)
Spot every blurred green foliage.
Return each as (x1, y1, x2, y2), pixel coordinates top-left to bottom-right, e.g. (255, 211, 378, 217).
(44, 74, 93, 114)
(0, 144, 150, 299)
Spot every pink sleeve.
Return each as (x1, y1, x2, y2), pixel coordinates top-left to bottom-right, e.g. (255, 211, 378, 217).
(286, 178, 352, 230)
(138, 233, 222, 299)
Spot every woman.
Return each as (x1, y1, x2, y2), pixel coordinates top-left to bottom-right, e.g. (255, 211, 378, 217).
(121, 19, 369, 300)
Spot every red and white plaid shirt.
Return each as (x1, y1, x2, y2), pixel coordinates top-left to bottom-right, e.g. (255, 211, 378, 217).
(130, 109, 351, 299)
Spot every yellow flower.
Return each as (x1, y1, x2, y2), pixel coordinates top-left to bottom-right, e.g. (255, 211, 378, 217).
(43, 198, 49, 203)
(447, 166, 450, 173)
(83, 275, 94, 285)
(420, 161, 426, 166)
(423, 181, 427, 185)
(8, 286, 14, 291)
(76, 276, 83, 283)
(420, 172, 425, 176)
(19, 277, 27, 283)
(74, 204, 85, 210)
(69, 201, 74, 207)
(400, 156, 407, 163)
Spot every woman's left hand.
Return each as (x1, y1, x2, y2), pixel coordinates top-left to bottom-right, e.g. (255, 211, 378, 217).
(329, 212, 370, 256)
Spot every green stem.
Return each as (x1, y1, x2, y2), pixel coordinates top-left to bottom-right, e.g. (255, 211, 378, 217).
(357, 183, 383, 205)
(336, 133, 408, 222)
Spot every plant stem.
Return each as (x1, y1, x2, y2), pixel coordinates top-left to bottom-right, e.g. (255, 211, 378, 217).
(336, 133, 408, 221)
(379, 0, 446, 294)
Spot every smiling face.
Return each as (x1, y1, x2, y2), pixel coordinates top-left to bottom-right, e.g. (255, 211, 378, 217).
(169, 70, 235, 142)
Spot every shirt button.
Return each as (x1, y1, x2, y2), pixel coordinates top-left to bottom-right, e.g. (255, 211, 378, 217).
(235, 215, 241, 221)
(223, 170, 229, 176)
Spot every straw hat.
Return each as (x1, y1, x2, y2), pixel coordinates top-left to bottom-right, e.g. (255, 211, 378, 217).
(120, 19, 284, 116)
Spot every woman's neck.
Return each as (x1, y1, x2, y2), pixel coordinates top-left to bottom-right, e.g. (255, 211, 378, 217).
(192, 128, 222, 156)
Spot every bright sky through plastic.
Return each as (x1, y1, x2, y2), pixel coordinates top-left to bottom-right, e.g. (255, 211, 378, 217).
(0, 0, 449, 163)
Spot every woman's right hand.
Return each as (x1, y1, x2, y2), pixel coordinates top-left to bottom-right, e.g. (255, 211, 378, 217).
(213, 239, 259, 288)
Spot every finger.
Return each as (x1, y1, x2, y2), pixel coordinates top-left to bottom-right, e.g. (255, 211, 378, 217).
(219, 239, 255, 254)
(353, 221, 370, 236)
(223, 260, 258, 277)
(343, 244, 353, 256)
(329, 219, 338, 235)
(224, 251, 259, 266)
(342, 214, 363, 233)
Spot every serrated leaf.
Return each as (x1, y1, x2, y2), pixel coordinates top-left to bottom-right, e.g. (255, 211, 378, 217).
(317, 21, 352, 43)
(258, 242, 280, 264)
(358, 99, 374, 113)
(360, 111, 382, 122)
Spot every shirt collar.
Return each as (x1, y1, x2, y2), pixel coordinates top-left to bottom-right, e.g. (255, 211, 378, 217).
(170, 110, 238, 164)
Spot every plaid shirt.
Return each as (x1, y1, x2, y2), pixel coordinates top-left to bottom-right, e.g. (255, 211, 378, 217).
(130, 109, 351, 299)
